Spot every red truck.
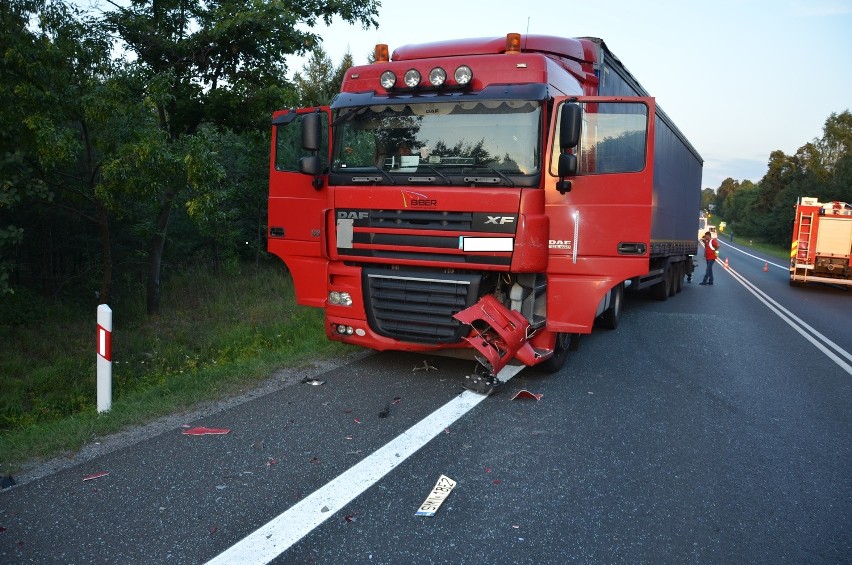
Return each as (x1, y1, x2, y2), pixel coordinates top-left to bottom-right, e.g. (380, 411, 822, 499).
(790, 197, 852, 287)
(269, 33, 702, 392)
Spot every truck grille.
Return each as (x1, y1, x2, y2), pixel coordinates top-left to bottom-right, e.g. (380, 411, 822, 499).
(363, 269, 482, 344)
(337, 209, 515, 266)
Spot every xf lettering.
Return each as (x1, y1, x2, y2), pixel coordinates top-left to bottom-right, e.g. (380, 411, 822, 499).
(485, 216, 515, 225)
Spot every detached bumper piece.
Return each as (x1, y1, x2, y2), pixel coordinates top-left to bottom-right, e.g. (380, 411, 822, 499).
(453, 295, 540, 393)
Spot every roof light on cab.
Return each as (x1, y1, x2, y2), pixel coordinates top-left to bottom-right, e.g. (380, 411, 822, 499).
(429, 67, 447, 86)
(404, 69, 421, 87)
(380, 70, 396, 89)
(505, 32, 521, 54)
(454, 65, 472, 86)
(374, 44, 389, 63)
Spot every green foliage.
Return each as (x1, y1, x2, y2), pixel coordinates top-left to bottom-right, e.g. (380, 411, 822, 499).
(0, 263, 353, 469)
(712, 110, 852, 245)
(294, 46, 356, 107)
(0, 0, 378, 311)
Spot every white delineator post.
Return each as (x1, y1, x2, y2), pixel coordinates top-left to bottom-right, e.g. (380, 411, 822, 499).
(97, 304, 112, 413)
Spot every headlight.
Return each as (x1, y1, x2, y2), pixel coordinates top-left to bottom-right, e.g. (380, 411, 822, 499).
(429, 67, 447, 86)
(404, 69, 421, 87)
(380, 70, 396, 89)
(454, 65, 472, 86)
(328, 291, 352, 306)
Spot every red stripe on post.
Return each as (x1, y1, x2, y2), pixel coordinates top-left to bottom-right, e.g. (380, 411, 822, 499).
(97, 324, 112, 361)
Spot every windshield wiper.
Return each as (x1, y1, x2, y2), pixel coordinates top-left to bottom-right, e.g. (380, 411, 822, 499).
(461, 165, 515, 187)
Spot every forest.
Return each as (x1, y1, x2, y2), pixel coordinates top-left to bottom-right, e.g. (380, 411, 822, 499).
(702, 111, 852, 245)
(0, 0, 373, 310)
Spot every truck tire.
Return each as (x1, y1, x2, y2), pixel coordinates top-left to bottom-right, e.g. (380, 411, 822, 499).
(597, 282, 623, 330)
(537, 332, 571, 373)
(674, 263, 684, 293)
(651, 265, 671, 301)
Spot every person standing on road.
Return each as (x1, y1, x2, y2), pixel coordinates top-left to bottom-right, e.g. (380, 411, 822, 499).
(700, 231, 719, 285)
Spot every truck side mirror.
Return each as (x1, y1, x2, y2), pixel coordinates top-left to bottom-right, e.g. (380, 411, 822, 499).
(559, 103, 581, 150)
(299, 155, 324, 189)
(558, 152, 577, 177)
(556, 153, 577, 194)
(301, 112, 322, 151)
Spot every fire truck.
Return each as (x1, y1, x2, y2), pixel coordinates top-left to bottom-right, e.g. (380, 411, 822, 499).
(790, 197, 852, 287)
(268, 33, 703, 392)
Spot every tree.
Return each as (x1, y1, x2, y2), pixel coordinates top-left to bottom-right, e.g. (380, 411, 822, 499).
(101, 0, 380, 313)
(0, 0, 127, 300)
(700, 187, 716, 212)
(293, 47, 356, 107)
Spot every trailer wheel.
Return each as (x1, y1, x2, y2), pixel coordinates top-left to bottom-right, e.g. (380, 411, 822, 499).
(674, 263, 684, 293)
(651, 265, 671, 301)
(668, 265, 678, 297)
(537, 332, 571, 373)
(597, 283, 623, 330)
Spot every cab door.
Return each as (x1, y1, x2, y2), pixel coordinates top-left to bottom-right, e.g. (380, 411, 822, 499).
(544, 96, 657, 332)
(268, 107, 331, 307)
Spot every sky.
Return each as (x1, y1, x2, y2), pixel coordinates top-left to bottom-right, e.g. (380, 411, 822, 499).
(285, 0, 852, 190)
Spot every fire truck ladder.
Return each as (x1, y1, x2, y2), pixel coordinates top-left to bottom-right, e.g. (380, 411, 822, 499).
(792, 211, 814, 280)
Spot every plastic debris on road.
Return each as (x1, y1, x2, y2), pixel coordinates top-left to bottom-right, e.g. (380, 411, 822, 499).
(511, 389, 543, 401)
(415, 474, 457, 517)
(182, 427, 231, 435)
(83, 472, 109, 481)
(300, 377, 325, 386)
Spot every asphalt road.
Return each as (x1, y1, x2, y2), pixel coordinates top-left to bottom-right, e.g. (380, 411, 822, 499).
(2, 242, 850, 564)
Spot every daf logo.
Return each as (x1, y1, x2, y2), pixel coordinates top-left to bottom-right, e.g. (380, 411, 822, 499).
(485, 215, 516, 225)
(337, 211, 369, 220)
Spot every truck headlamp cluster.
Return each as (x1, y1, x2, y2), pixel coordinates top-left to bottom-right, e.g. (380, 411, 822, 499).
(378, 65, 472, 90)
(328, 291, 353, 306)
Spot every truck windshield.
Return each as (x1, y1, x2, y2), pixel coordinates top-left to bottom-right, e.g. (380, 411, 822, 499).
(331, 100, 541, 176)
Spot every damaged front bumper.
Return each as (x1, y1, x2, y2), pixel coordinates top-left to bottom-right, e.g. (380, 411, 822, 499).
(453, 295, 542, 378)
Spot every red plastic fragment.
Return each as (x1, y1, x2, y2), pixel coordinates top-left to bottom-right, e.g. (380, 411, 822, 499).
(511, 389, 543, 401)
(182, 427, 231, 435)
(83, 471, 109, 481)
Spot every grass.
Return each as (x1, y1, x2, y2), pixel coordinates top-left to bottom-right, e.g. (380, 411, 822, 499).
(0, 262, 354, 475)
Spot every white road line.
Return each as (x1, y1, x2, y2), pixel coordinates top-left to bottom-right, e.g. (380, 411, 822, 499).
(723, 265, 852, 374)
(717, 240, 788, 270)
(206, 364, 524, 564)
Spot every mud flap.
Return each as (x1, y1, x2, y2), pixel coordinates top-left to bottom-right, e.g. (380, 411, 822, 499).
(453, 295, 540, 380)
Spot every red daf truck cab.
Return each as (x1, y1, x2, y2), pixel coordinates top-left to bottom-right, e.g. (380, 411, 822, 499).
(268, 34, 702, 391)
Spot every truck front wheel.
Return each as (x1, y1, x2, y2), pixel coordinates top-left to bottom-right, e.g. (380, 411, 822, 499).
(597, 282, 624, 330)
(537, 332, 571, 373)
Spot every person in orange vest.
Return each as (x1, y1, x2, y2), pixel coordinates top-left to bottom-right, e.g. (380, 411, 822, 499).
(699, 231, 720, 285)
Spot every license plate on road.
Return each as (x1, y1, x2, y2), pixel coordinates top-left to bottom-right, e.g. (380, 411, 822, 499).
(415, 474, 457, 517)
